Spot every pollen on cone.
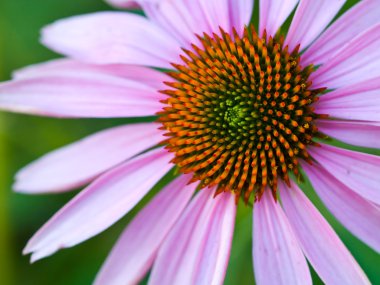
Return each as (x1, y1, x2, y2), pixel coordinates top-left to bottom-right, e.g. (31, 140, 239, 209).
(159, 26, 323, 203)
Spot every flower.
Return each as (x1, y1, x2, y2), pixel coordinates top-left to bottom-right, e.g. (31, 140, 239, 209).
(1, 0, 380, 284)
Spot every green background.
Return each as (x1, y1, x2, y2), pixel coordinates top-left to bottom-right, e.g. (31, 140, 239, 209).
(0, 0, 379, 284)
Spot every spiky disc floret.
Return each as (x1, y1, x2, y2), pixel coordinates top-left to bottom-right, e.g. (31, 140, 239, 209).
(159, 26, 323, 203)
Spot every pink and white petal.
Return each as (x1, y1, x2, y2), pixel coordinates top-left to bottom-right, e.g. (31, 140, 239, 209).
(14, 123, 163, 194)
(285, 0, 346, 52)
(142, 0, 254, 46)
(41, 12, 181, 68)
(302, 0, 380, 66)
(317, 120, 380, 149)
(280, 182, 370, 285)
(148, 189, 236, 285)
(193, 193, 236, 285)
(198, 0, 254, 36)
(253, 190, 312, 285)
(303, 162, 380, 253)
(311, 24, 380, 89)
(316, 77, 380, 122)
(0, 65, 163, 118)
(198, 0, 233, 35)
(309, 144, 380, 204)
(228, 0, 255, 36)
(94, 174, 197, 285)
(13, 59, 171, 90)
(259, 0, 299, 37)
(23, 148, 173, 262)
(141, 1, 205, 47)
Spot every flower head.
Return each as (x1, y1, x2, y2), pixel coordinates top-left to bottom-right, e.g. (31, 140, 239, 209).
(1, 0, 380, 284)
(160, 26, 322, 201)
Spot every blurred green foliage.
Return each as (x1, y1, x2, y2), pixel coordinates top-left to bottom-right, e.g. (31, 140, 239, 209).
(0, 0, 379, 284)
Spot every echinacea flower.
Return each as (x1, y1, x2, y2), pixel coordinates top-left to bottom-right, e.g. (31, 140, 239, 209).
(1, 0, 380, 284)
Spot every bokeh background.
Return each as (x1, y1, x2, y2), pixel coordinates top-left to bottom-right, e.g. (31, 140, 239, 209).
(0, 0, 379, 284)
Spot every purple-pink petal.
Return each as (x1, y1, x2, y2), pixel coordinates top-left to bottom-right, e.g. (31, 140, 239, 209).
(280, 182, 370, 285)
(311, 23, 380, 89)
(94, 174, 197, 285)
(227, 0, 254, 36)
(196, 0, 254, 37)
(14, 123, 164, 194)
(141, 0, 209, 46)
(259, 0, 298, 37)
(253, 190, 312, 285)
(148, 188, 236, 285)
(0, 60, 165, 118)
(316, 77, 380, 122)
(41, 12, 181, 68)
(199, 0, 233, 35)
(302, 0, 380, 66)
(23, 148, 173, 262)
(303, 162, 380, 253)
(142, 0, 253, 47)
(13, 59, 171, 90)
(285, 0, 346, 52)
(317, 120, 380, 149)
(309, 144, 380, 204)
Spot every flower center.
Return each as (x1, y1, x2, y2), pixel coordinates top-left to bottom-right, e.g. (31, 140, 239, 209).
(159, 26, 324, 203)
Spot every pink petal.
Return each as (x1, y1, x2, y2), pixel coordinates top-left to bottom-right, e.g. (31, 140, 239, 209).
(14, 59, 171, 90)
(259, 0, 299, 37)
(309, 144, 380, 204)
(253, 190, 312, 285)
(94, 174, 197, 285)
(280, 181, 370, 285)
(141, 1, 207, 47)
(23, 148, 173, 262)
(149, 189, 236, 285)
(197, 0, 254, 36)
(41, 12, 181, 68)
(285, 0, 346, 52)
(14, 123, 163, 194)
(228, 0, 255, 36)
(0, 61, 165, 118)
(311, 23, 380, 89)
(317, 120, 380, 149)
(303, 162, 380, 253)
(316, 77, 380, 122)
(142, 0, 253, 46)
(199, 0, 233, 35)
(302, 0, 380, 66)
